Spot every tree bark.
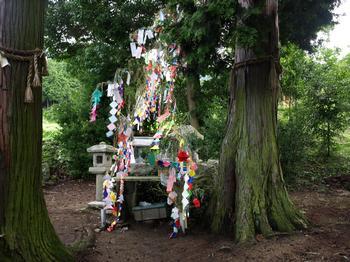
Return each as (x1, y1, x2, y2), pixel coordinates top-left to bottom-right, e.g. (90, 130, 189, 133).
(185, 72, 200, 130)
(212, 0, 307, 242)
(0, 0, 72, 260)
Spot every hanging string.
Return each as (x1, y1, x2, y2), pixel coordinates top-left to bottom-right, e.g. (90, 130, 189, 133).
(0, 46, 48, 103)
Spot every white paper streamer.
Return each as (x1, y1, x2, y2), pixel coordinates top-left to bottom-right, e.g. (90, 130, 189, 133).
(0, 52, 9, 68)
(137, 29, 145, 45)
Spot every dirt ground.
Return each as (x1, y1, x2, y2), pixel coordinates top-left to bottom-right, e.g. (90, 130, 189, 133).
(44, 179, 350, 262)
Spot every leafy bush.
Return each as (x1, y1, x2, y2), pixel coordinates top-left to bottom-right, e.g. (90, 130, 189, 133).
(278, 46, 350, 184)
(278, 106, 315, 181)
(304, 49, 350, 156)
(42, 126, 68, 183)
(199, 96, 227, 160)
(197, 73, 229, 160)
(43, 59, 109, 179)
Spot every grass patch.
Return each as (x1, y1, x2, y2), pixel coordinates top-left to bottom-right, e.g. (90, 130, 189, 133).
(335, 128, 350, 157)
(286, 128, 350, 191)
(43, 117, 60, 133)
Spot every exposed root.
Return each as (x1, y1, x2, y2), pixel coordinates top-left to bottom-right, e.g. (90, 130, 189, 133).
(68, 227, 96, 256)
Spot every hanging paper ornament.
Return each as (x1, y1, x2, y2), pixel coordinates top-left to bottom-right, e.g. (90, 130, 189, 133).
(105, 70, 130, 138)
(103, 187, 108, 199)
(90, 105, 98, 122)
(193, 198, 201, 208)
(89, 87, 103, 122)
(0, 52, 10, 68)
(178, 150, 189, 162)
(188, 183, 193, 191)
(167, 191, 177, 205)
(169, 207, 181, 239)
(92, 88, 103, 105)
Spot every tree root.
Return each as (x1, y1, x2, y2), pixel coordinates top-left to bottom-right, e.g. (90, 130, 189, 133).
(68, 227, 96, 256)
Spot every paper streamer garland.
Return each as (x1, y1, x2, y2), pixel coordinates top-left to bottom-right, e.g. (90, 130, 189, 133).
(131, 42, 180, 153)
(129, 18, 180, 138)
(156, 147, 199, 239)
(105, 70, 131, 137)
(130, 29, 154, 58)
(104, 123, 134, 232)
(132, 44, 180, 130)
(129, 20, 200, 238)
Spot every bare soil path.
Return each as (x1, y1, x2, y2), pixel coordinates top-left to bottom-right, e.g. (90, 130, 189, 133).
(44, 180, 350, 261)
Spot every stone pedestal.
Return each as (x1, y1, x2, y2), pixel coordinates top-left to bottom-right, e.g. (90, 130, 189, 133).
(88, 166, 109, 201)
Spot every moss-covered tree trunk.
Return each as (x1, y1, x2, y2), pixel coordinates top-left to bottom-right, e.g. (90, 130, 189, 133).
(0, 0, 72, 260)
(185, 72, 200, 130)
(212, 0, 307, 242)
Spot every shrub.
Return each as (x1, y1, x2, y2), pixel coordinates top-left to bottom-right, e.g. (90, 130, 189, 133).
(42, 128, 68, 183)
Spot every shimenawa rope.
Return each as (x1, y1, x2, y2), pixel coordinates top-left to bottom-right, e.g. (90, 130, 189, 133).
(0, 46, 48, 103)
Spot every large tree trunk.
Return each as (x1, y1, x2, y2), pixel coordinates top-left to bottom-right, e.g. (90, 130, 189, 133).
(212, 0, 307, 242)
(0, 0, 72, 260)
(185, 72, 200, 130)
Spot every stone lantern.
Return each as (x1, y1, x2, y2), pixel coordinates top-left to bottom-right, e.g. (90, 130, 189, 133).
(87, 142, 116, 205)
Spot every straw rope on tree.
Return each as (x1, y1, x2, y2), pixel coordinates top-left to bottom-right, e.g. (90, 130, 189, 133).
(0, 46, 48, 103)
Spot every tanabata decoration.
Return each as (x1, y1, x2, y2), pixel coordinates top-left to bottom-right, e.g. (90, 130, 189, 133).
(87, 73, 133, 233)
(105, 119, 134, 232)
(130, 28, 154, 58)
(131, 31, 180, 139)
(193, 198, 201, 208)
(90, 10, 202, 237)
(89, 87, 103, 122)
(129, 26, 200, 236)
(155, 142, 198, 239)
(106, 70, 130, 137)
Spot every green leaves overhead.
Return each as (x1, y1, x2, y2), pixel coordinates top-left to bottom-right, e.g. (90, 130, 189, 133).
(45, 0, 342, 76)
(42, 59, 82, 104)
(163, 0, 236, 73)
(46, 0, 165, 58)
(279, 0, 341, 50)
(280, 45, 350, 156)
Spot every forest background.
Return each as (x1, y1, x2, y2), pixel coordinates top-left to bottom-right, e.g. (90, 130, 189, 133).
(42, 0, 350, 191)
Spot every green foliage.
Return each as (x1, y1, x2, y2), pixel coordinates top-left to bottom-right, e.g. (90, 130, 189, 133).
(50, 79, 111, 178)
(279, 0, 341, 50)
(43, 59, 108, 178)
(42, 60, 84, 180)
(335, 128, 350, 158)
(278, 107, 315, 180)
(279, 45, 350, 184)
(42, 127, 68, 183)
(235, 25, 258, 49)
(197, 73, 229, 160)
(43, 0, 345, 182)
(43, 59, 82, 105)
(136, 182, 167, 204)
(305, 49, 350, 156)
(199, 96, 227, 160)
(45, 0, 164, 97)
(280, 44, 310, 101)
(56, 119, 108, 178)
(163, 0, 236, 72)
(46, 0, 164, 57)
